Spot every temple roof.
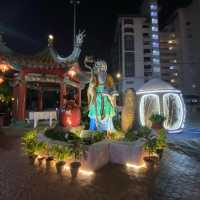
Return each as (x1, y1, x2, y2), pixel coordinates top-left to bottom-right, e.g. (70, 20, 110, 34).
(0, 34, 61, 70)
(137, 78, 181, 94)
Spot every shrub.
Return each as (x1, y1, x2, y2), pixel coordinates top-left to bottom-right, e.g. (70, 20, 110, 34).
(144, 135, 157, 158)
(49, 145, 72, 161)
(45, 128, 67, 142)
(156, 128, 167, 150)
(137, 126, 151, 138)
(21, 129, 37, 145)
(124, 126, 151, 142)
(124, 129, 138, 142)
(149, 114, 165, 124)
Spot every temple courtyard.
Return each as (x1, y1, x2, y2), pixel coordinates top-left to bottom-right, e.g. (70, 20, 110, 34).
(0, 125, 200, 200)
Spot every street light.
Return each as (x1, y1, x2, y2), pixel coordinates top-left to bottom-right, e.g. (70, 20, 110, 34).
(116, 73, 121, 79)
(69, 0, 80, 47)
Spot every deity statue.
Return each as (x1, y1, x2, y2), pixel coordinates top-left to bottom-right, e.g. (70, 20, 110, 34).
(84, 57, 119, 132)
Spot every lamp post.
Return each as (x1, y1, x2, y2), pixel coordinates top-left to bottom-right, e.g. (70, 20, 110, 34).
(69, 0, 80, 47)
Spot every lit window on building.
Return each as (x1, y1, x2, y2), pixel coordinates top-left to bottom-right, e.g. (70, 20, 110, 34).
(153, 67, 160, 73)
(153, 58, 160, 64)
(173, 59, 177, 63)
(152, 26, 158, 32)
(150, 4, 157, 10)
(169, 66, 176, 70)
(171, 79, 175, 83)
(151, 11, 157, 17)
(152, 34, 158, 39)
(153, 50, 160, 56)
(152, 18, 158, 24)
(174, 73, 178, 76)
(169, 47, 173, 50)
(153, 42, 159, 48)
(168, 40, 176, 44)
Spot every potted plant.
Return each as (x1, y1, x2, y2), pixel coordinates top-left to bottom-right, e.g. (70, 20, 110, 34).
(34, 141, 48, 165)
(143, 135, 158, 168)
(69, 140, 84, 178)
(50, 145, 71, 175)
(21, 130, 38, 164)
(149, 114, 165, 129)
(156, 128, 167, 160)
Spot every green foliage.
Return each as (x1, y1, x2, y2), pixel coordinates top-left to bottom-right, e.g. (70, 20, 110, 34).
(124, 129, 138, 142)
(156, 128, 167, 150)
(45, 128, 67, 142)
(70, 126, 85, 137)
(149, 114, 165, 124)
(91, 131, 106, 143)
(21, 130, 37, 145)
(144, 136, 157, 157)
(124, 126, 151, 142)
(33, 141, 48, 156)
(49, 145, 72, 161)
(45, 128, 81, 143)
(137, 126, 151, 138)
(22, 130, 47, 156)
(0, 80, 12, 104)
(113, 118, 121, 131)
(68, 140, 85, 160)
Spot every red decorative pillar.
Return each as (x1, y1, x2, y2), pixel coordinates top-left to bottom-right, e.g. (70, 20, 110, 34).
(12, 83, 18, 119)
(37, 89, 43, 111)
(17, 82, 26, 121)
(60, 81, 67, 109)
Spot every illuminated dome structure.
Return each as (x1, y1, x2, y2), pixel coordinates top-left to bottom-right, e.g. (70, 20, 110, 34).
(136, 78, 186, 133)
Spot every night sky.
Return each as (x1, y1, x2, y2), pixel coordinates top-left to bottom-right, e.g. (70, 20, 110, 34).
(0, 0, 192, 63)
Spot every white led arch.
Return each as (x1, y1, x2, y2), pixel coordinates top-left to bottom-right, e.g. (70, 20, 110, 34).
(139, 94, 160, 127)
(163, 93, 185, 132)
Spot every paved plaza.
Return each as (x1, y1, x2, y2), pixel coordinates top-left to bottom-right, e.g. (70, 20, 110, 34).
(0, 132, 200, 200)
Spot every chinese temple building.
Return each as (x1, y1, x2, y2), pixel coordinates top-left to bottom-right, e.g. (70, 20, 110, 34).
(0, 34, 89, 126)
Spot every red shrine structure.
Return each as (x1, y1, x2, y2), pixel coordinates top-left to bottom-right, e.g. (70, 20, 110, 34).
(0, 34, 89, 127)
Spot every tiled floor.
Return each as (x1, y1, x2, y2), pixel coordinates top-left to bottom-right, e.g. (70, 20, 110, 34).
(0, 134, 199, 200)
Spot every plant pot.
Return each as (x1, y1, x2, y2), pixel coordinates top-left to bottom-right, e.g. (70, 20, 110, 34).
(156, 149, 164, 160)
(56, 161, 66, 175)
(37, 156, 45, 166)
(151, 123, 162, 129)
(28, 155, 37, 165)
(144, 156, 158, 169)
(46, 156, 55, 170)
(70, 161, 81, 178)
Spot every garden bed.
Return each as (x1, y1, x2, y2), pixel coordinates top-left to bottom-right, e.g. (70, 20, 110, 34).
(37, 132, 147, 171)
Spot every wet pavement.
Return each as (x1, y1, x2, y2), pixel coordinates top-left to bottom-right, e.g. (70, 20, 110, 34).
(0, 134, 200, 200)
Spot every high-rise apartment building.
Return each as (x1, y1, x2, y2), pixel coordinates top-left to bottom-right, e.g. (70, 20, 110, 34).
(159, 0, 200, 95)
(111, 15, 152, 92)
(159, 32, 179, 87)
